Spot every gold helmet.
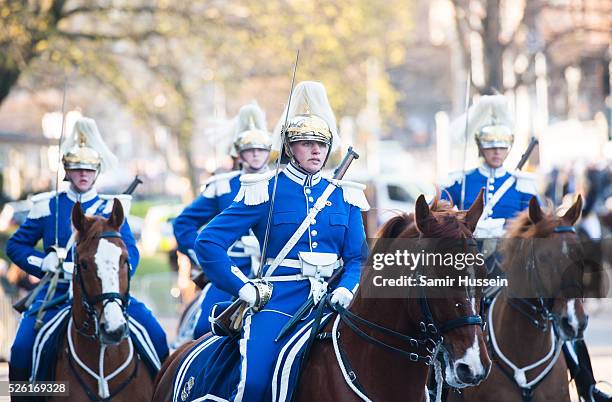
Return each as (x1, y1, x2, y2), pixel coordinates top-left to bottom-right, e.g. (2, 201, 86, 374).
(476, 122, 514, 149)
(274, 81, 339, 167)
(233, 103, 272, 155)
(470, 95, 514, 149)
(62, 133, 101, 171)
(285, 114, 332, 147)
(61, 117, 118, 173)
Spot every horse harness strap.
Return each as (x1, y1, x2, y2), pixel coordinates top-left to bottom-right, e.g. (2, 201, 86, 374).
(487, 294, 564, 402)
(66, 343, 140, 402)
(335, 335, 370, 397)
(289, 295, 333, 402)
(506, 224, 579, 333)
(553, 226, 576, 234)
(335, 305, 436, 364)
(331, 315, 373, 402)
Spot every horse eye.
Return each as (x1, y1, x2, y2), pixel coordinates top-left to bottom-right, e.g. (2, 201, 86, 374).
(80, 261, 87, 270)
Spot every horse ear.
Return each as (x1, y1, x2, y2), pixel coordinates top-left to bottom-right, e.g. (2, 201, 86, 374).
(108, 198, 125, 229)
(562, 194, 582, 225)
(72, 202, 86, 233)
(528, 196, 543, 225)
(415, 194, 433, 234)
(464, 188, 484, 232)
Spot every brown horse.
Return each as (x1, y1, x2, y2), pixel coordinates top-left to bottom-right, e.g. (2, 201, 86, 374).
(450, 196, 588, 402)
(153, 191, 491, 402)
(295, 192, 492, 401)
(49, 200, 154, 402)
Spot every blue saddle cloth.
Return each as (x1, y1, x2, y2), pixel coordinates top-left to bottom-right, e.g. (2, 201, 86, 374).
(172, 313, 333, 402)
(31, 306, 161, 381)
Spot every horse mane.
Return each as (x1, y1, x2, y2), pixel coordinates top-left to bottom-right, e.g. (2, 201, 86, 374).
(500, 201, 565, 259)
(503, 201, 561, 239)
(375, 196, 470, 239)
(75, 215, 106, 245)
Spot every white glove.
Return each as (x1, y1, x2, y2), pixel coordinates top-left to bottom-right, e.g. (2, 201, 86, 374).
(238, 283, 257, 307)
(41, 252, 60, 273)
(330, 287, 353, 309)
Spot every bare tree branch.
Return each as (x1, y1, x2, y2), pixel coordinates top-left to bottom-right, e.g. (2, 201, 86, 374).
(61, 5, 192, 19)
(58, 30, 164, 42)
(450, 0, 473, 73)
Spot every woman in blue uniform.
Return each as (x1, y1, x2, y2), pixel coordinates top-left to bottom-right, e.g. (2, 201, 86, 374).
(442, 95, 611, 402)
(6, 117, 168, 384)
(441, 95, 538, 238)
(173, 103, 271, 339)
(195, 81, 369, 401)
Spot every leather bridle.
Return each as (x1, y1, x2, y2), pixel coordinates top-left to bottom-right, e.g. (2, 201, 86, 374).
(507, 225, 584, 336)
(74, 230, 131, 343)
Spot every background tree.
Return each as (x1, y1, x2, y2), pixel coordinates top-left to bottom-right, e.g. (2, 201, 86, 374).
(1, 0, 414, 195)
(450, 0, 611, 93)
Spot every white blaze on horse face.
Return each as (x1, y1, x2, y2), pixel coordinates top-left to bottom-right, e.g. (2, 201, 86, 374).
(562, 240, 569, 257)
(95, 239, 126, 332)
(455, 333, 485, 382)
(567, 299, 579, 334)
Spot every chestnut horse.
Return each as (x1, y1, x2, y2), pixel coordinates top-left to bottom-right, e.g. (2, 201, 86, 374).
(153, 192, 491, 402)
(449, 196, 589, 402)
(295, 192, 492, 401)
(49, 200, 154, 402)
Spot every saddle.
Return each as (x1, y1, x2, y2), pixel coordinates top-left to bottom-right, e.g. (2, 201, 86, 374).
(172, 304, 334, 402)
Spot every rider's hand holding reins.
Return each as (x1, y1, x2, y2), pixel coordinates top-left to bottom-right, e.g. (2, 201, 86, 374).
(41, 250, 60, 273)
(238, 280, 273, 312)
(239, 282, 257, 307)
(330, 287, 353, 309)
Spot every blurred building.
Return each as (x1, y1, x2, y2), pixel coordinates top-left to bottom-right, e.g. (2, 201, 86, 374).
(387, 0, 610, 181)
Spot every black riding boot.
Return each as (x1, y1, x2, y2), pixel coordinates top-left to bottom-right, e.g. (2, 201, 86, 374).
(564, 340, 612, 402)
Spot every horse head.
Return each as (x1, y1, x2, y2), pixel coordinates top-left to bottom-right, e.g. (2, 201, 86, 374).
(72, 199, 131, 346)
(502, 195, 588, 341)
(411, 189, 491, 388)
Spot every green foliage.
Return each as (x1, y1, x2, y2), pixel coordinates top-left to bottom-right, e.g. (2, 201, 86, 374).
(1, 0, 414, 193)
(135, 252, 171, 277)
(129, 200, 160, 219)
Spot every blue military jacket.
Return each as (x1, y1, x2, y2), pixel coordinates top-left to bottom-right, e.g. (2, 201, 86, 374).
(195, 163, 369, 297)
(441, 164, 538, 220)
(173, 170, 255, 267)
(6, 187, 139, 280)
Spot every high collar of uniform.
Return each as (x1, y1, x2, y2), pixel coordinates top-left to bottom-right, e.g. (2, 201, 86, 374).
(284, 162, 321, 187)
(66, 186, 98, 203)
(478, 163, 507, 179)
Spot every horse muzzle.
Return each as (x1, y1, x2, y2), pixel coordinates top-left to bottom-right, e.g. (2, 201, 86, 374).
(100, 322, 130, 345)
(442, 344, 490, 388)
(558, 313, 588, 341)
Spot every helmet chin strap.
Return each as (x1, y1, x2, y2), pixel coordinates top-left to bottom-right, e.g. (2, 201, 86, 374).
(290, 157, 322, 175)
(285, 141, 330, 173)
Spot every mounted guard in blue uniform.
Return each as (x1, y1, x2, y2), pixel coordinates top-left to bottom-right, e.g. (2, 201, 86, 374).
(171, 81, 369, 402)
(173, 103, 271, 341)
(6, 117, 169, 384)
(441, 95, 538, 240)
(441, 95, 611, 402)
